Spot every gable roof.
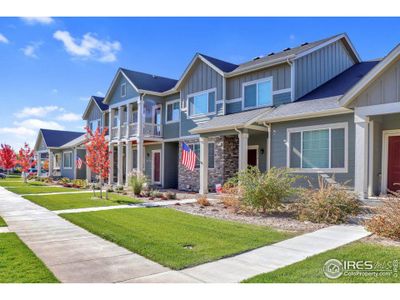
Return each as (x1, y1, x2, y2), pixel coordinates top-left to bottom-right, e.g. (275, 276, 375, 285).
(339, 43, 400, 107)
(199, 53, 239, 72)
(40, 129, 84, 148)
(120, 68, 178, 93)
(82, 96, 108, 120)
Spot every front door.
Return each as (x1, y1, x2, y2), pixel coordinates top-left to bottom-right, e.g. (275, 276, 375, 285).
(248, 148, 258, 167)
(152, 150, 161, 184)
(388, 136, 400, 192)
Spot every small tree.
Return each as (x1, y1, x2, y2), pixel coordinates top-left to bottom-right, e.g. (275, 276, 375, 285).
(17, 143, 35, 183)
(0, 144, 17, 175)
(85, 127, 111, 199)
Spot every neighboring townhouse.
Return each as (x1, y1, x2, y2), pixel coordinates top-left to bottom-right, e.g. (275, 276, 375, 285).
(34, 129, 86, 180)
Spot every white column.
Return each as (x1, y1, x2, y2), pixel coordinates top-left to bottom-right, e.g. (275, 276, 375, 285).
(48, 150, 53, 177)
(161, 142, 165, 188)
(109, 109, 114, 138)
(101, 112, 106, 133)
(355, 115, 370, 199)
(125, 141, 132, 186)
(117, 142, 123, 186)
(199, 137, 209, 195)
(238, 132, 249, 170)
(37, 153, 41, 177)
(73, 148, 77, 180)
(126, 103, 131, 139)
(137, 138, 144, 174)
(368, 120, 375, 197)
(86, 163, 91, 183)
(118, 106, 123, 139)
(108, 144, 114, 185)
(136, 95, 144, 174)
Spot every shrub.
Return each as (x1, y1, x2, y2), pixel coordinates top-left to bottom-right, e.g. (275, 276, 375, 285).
(220, 182, 241, 212)
(128, 171, 147, 195)
(58, 177, 71, 185)
(295, 176, 361, 224)
(365, 191, 400, 240)
(164, 191, 176, 200)
(235, 167, 299, 212)
(149, 189, 163, 198)
(197, 195, 211, 206)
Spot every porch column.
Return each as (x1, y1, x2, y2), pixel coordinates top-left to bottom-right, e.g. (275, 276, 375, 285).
(354, 115, 370, 199)
(109, 109, 114, 138)
(86, 163, 91, 183)
(136, 95, 144, 174)
(37, 153, 41, 177)
(137, 138, 144, 174)
(125, 141, 132, 186)
(117, 141, 123, 186)
(118, 106, 123, 139)
(126, 103, 131, 139)
(199, 137, 209, 195)
(108, 144, 114, 185)
(48, 150, 53, 177)
(101, 112, 106, 132)
(238, 132, 249, 170)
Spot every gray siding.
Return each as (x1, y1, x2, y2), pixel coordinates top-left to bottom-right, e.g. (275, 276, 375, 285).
(351, 58, 400, 108)
(226, 101, 242, 114)
(163, 142, 179, 188)
(162, 93, 180, 139)
(60, 149, 74, 179)
(270, 113, 355, 188)
(248, 132, 267, 172)
(108, 74, 139, 106)
(295, 40, 355, 99)
(143, 143, 162, 182)
(76, 149, 86, 180)
(86, 101, 102, 122)
(37, 134, 47, 151)
(226, 63, 291, 100)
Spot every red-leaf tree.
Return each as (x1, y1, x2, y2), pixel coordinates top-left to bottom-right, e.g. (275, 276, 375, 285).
(85, 126, 111, 199)
(17, 143, 35, 183)
(0, 144, 17, 175)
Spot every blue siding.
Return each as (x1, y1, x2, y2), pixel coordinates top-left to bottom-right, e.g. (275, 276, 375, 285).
(226, 101, 242, 114)
(60, 149, 74, 179)
(108, 74, 139, 106)
(273, 92, 291, 106)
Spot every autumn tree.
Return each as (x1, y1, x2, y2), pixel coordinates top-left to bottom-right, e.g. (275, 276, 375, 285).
(85, 127, 111, 199)
(17, 143, 35, 183)
(0, 144, 17, 175)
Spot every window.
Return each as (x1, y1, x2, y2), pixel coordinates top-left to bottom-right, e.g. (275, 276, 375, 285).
(89, 119, 101, 132)
(113, 114, 119, 127)
(121, 83, 127, 97)
(243, 78, 273, 109)
(63, 152, 72, 169)
(166, 100, 180, 123)
(188, 90, 216, 117)
(288, 123, 347, 172)
(189, 142, 215, 169)
(54, 153, 61, 169)
(131, 110, 138, 123)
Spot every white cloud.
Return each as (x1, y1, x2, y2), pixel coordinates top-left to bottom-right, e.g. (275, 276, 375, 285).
(0, 33, 9, 44)
(0, 126, 36, 137)
(15, 106, 63, 118)
(21, 42, 42, 59)
(58, 113, 81, 122)
(289, 34, 296, 41)
(96, 91, 104, 97)
(21, 17, 54, 25)
(79, 96, 90, 102)
(17, 119, 64, 130)
(53, 30, 121, 63)
(52, 88, 58, 94)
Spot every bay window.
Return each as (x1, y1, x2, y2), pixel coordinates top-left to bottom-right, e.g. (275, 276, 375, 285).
(288, 123, 347, 172)
(188, 89, 216, 117)
(243, 78, 273, 109)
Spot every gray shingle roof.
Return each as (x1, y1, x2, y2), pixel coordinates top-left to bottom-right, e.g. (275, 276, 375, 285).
(92, 96, 108, 111)
(41, 129, 85, 148)
(191, 107, 272, 133)
(120, 68, 178, 93)
(199, 53, 239, 72)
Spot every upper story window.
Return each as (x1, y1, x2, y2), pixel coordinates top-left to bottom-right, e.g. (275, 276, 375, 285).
(63, 151, 72, 169)
(287, 123, 348, 173)
(243, 77, 273, 109)
(121, 83, 127, 97)
(166, 100, 180, 123)
(89, 119, 101, 132)
(188, 89, 216, 117)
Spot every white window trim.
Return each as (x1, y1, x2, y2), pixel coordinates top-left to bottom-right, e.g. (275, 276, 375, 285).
(63, 151, 73, 169)
(286, 122, 348, 173)
(165, 99, 181, 124)
(188, 142, 215, 169)
(242, 76, 273, 111)
(247, 145, 259, 168)
(381, 129, 400, 194)
(89, 118, 101, 132)
(121, 82, 127, 98)
(151, 149, 162, 184)
(187, 88, 217, 118)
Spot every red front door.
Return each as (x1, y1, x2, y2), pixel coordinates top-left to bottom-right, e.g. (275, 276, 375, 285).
(153, 152, 161, 184)
(387, 136, 400, 192)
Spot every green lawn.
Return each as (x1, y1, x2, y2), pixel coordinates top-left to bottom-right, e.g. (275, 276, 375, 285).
(24, 192, 143, 210)
(0, 216, 6, 227)
(0, 233, 58, 283)
(5, 186, 81, 194)
(244, 242, 400, 283)
(61, 208, 293, 269)
(0, 181, 45, 187)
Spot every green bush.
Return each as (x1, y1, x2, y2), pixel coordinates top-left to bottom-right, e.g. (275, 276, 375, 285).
(234, 167, 299, 212)
(295, 177, 361, 224)
(72, 179, 87, 189)
(58, 177, 71, 185)
(128, 171, 147, 195)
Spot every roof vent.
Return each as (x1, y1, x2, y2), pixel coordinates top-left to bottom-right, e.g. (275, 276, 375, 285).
(283, 47, 291, 52)
(252, 56, 262, 61)
(267, 52, 275, 56)
(152, 75, 158, 79)
(301, 42, 309, 46)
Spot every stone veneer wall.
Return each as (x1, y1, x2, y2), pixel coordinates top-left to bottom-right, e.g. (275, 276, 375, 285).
(178, 135, 239, 192)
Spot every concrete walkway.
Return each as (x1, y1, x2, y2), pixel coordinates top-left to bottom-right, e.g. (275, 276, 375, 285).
(54, 198, 197, 214)
(0, 186, 370, 283)
(0, 227, 10, 233)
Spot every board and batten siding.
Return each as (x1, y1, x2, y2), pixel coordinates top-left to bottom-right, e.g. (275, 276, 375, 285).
(162, 93, 180, 139)
(226, 63, 291, 100)
(294, 40, 355, 100)
(108, 74, 139, 106)
(37, 135, 47, 151)
(350, 58, 400, 108)
(270, 113, 355, 188)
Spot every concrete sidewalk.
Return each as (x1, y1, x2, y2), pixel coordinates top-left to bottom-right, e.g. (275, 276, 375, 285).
(0, 187, 200, 283)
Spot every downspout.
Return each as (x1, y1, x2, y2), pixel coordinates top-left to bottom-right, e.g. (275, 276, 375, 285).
(263, 122, 271, 171)
(287, 58, 295, 102)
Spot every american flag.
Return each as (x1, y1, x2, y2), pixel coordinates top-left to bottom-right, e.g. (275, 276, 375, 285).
(76, 157, 83, 169)
(181, 142, 196, 171)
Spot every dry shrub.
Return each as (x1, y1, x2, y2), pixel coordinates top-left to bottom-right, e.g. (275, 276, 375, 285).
(366, 191, 400, 240)
(197, 195, 211, 206)
(295, 176, 361, 224)
(220, 183, 242, 212)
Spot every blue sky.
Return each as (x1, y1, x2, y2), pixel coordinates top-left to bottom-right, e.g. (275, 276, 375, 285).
(0, 17, 399, 149)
